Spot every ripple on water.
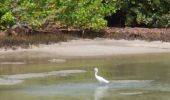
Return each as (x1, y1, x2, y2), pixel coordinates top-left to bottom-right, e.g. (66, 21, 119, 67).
(21, 79, 170, 97)
(0, 78, 23, 85)
(0, 70, 86, 85)
(0, 62, 26, 65)
(48, 58, 66, 63)
(110, 80, 153, 90)
(21, 80, 153, 95)
(119, 92, 144, 96)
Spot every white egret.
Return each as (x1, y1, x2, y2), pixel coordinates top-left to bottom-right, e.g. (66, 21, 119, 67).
(94, 67, 109, 84)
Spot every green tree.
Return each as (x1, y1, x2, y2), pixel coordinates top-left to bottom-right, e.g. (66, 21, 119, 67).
(0, 0, 15, 29)
(116, 0, 170, 28)
(55, 0, 117, 30)
(0, 0, 55, 30)
(0, 0, 117, 31)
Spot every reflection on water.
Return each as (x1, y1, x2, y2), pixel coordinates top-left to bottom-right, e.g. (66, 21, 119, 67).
(19, 80, 170, 97)
(94, 85, 109, 100)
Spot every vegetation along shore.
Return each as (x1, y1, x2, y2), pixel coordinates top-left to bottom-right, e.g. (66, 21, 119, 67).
(0, 0, 170, 48)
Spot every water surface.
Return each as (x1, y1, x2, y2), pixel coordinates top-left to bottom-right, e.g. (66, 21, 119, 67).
(0, 53, 170, 100)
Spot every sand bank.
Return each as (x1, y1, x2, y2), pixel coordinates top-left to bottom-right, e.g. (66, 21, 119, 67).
(0, 39, 170, 58)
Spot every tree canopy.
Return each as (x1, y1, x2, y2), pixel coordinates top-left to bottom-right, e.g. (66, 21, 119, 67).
(116, 0, 170, 28)
(0, 0, 170, 31)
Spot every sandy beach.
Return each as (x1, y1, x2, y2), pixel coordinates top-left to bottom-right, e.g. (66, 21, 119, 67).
(0, 38, 170, 58)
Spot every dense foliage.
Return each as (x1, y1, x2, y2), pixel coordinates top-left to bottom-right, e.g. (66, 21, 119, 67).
(0, 0, 55, 29)
(116, 0, 170, 28)
(0, 0, 170, 31)
(0, 0, 117, 30)
(54, 0, 117, 30)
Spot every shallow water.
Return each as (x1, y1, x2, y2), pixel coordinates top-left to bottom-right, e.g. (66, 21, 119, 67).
(1, 53, 170, 100)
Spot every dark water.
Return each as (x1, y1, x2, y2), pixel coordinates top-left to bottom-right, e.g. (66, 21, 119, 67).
(0, 53, 170, 100)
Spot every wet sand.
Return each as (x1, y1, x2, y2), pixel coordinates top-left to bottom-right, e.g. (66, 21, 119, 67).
(0, 39, 170, 58)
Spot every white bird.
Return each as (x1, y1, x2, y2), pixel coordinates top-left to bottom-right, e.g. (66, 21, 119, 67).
(94, 67, 109, 84)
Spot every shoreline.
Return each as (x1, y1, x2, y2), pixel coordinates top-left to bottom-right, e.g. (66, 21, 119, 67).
(1, 27, 170, 49)
(104, 27, 170, 42)
(0, 38, 170, 58)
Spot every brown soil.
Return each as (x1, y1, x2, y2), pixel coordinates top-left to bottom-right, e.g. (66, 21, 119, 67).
(32, 25, 170, 42)
(1, 26, 170, 42)
(0, 31, 6, 36)
(104, 27, 170, 42)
